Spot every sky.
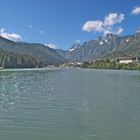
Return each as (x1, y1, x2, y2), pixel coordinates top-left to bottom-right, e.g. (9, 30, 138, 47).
(0, 0, 140, 50)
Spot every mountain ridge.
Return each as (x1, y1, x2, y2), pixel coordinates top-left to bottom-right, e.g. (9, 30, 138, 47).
(0, 36, 67, 68)
(0, 32, 140, 68)
(56, 32, 140, 62)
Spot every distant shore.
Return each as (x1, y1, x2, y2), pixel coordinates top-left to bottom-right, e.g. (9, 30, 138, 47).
(82, 60, 140, 71)
(0, 67, 61, 71)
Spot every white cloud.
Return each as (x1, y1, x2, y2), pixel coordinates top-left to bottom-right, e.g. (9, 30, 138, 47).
(136, 27, 140, 33)
(115, 27, 124, 35)
(46, 43, 58, 49)
(104, 13, 124, 26)
(40, 30, 44, 34)
(82, 20, 104, 32)
(102, 27, 124, 35)
(0, 28, 22, 42)
(29, 25, 33, 29)
(131, 6, 140, 15)
(103, 29, 113, 35)
(75, 40, 81, 43)
(82, 12, 125, 35)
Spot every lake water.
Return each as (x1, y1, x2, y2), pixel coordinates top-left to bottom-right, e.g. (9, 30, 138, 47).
(0, 68, 140, 140)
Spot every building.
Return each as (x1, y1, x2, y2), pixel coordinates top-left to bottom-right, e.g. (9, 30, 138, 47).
(119, 59, 133, 64)
(119, 57, 140, 64)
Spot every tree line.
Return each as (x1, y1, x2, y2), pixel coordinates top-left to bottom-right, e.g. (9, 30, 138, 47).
(82, 59, 140, 70)
(0, 48, 43, 68)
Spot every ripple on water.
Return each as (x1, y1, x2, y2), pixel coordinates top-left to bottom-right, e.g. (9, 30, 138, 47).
(0, 69, 140, 140)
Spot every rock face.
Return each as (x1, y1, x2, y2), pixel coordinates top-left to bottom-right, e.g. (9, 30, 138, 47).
(57, 32, 140, 62)
(106, 33, 140, 58)
(57, 34, 122, 61)
(57, 33, 140, 62)
(0, 36, 67, 68)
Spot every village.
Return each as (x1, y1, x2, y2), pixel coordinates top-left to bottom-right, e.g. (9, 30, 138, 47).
(59, 57, 140, 68)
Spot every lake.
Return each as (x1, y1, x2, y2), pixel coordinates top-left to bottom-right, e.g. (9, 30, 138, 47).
(0, 68, 140, 140)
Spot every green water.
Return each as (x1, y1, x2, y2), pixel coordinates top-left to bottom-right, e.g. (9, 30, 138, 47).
(0, 68, 140, 140)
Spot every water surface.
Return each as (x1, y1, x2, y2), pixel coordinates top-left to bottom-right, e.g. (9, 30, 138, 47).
(0, 68, 140, 140)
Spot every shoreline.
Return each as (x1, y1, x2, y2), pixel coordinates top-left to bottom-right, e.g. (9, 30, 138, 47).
(0, 67, 140, 72)
(0, 67, 66, 72)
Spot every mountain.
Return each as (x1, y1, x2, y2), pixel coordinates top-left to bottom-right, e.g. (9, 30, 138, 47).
(1, 32, 140, 68)
(57, 33, 140, 62)
(56, 43, 81, 61)
(0, 36, 67, 68)
(104, 33, 140, 58)
(57, 34, 123, 61)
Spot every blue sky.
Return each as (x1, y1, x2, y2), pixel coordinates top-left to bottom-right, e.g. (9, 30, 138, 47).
(0, 0, 140, 50)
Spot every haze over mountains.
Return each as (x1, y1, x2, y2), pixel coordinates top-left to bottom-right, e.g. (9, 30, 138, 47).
(0, 32, 140, 68)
